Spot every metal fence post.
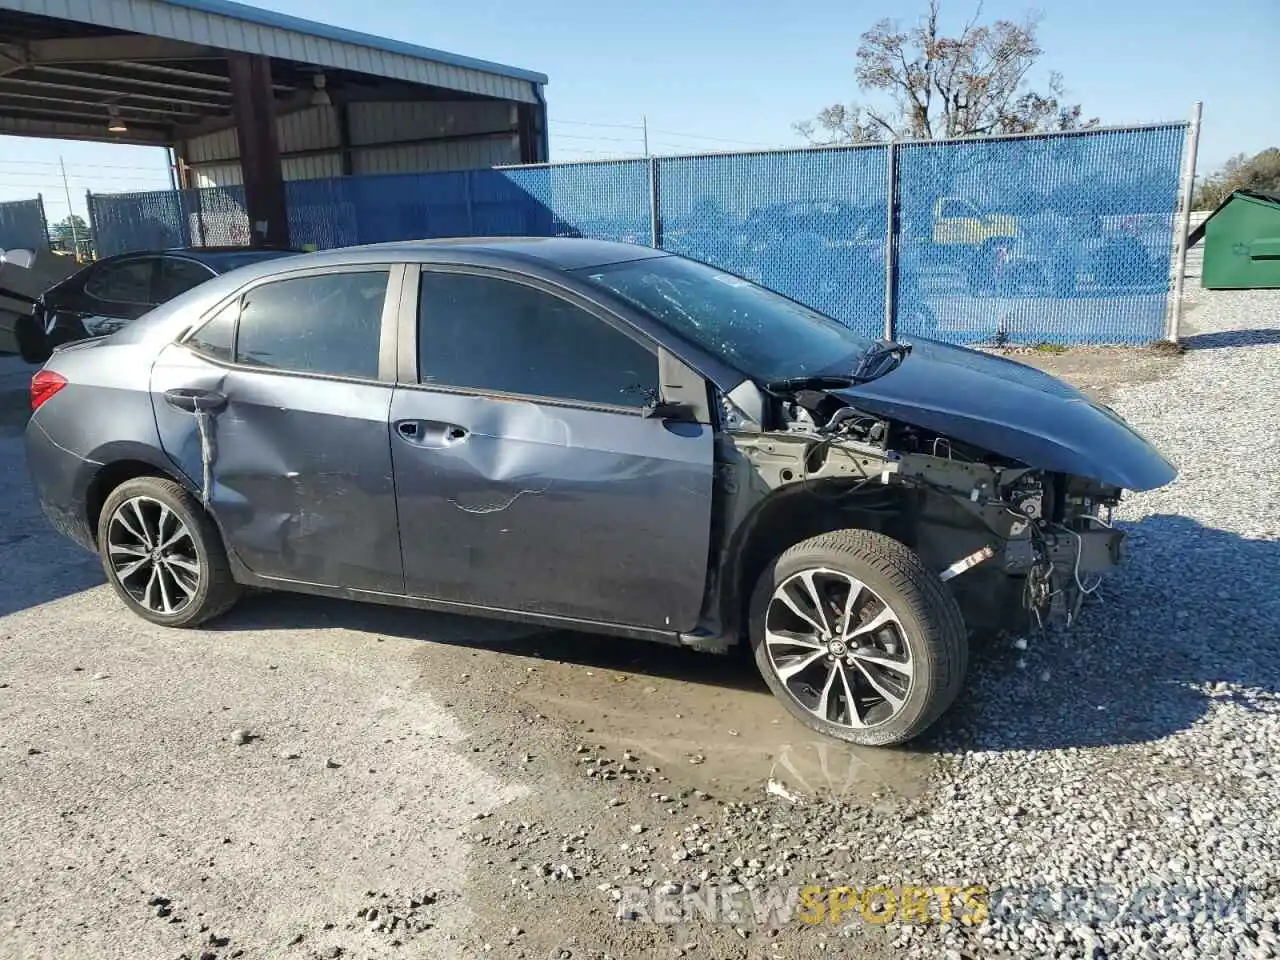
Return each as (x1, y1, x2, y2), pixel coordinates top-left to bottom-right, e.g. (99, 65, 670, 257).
(175, 185, 192, 247)
(883, 141, 898, 341)
(84, 190, 97, 261)
(464, 170, 476, 236)
(648, 156, 662, 249)
(1167, 101, 1203, 342)
(36, 193, 50, 247)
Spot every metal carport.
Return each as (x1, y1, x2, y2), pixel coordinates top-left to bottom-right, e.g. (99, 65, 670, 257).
(0, 0, 549, 246)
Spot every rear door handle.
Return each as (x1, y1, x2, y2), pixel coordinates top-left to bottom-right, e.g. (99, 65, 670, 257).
(164, 388, 227, 414)
(394, 419, 469, 448)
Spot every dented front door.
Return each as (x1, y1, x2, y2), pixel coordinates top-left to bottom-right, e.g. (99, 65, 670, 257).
(150, 343, 403, 593)
(389, 388, 715, 632)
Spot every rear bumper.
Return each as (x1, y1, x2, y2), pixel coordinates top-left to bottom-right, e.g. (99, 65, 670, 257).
(25, 414, 97, 552)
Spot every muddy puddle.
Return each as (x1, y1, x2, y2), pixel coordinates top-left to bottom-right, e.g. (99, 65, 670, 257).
(506, 645, 934, 805)
(398, 616, 936, 806)
(224, 592, 936, 806)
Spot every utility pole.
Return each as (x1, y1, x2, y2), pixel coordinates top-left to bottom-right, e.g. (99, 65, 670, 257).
(59, 156, 81, 262)
(643, 115, 650, 157)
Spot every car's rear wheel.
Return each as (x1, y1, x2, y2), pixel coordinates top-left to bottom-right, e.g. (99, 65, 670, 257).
(749, 529, 968, 747)
(97, 476, 240, 628)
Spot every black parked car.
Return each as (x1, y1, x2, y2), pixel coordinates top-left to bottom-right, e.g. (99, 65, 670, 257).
(15, 246, 303, 363)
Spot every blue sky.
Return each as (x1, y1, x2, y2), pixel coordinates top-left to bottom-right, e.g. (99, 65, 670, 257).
(1, 0, 1275, 225)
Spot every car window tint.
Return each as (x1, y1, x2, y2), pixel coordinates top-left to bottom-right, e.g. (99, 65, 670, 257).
(85, 259, 154, 303)
(154, 258, 214, 302)
(235, 271, 388, 379)
(186, 300, 239, 363)
(417, 272, 658, 408)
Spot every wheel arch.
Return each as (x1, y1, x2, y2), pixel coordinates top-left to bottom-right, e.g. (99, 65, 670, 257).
(82, 442, 198, 544)
(716, 482, 918, 643)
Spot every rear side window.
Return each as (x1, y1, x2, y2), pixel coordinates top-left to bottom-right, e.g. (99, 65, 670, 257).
(417, 272, 658, 408)
(235, 271, 389, 379)
(85, 259, 154, 304)
(154, 258, 215, 302)
(186, 300, 239, 363)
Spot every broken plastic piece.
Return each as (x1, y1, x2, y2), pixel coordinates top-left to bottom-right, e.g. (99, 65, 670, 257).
(765, 778, 804, 805)
(195, 408, 215, 507)
(939, 544, 996, 582)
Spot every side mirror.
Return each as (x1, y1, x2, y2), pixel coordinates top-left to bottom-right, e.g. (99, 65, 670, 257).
(0, 249, 36, 269)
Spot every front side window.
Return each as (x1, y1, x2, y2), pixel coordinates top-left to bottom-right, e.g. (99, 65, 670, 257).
(580, 255, 873, 384)
(235, 271, 389, 379)
(417, 272, 659, 409)
(85, 259, 154, 304)
(186, 300, 239, 363)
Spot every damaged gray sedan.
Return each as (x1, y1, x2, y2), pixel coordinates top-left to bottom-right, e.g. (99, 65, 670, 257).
(25, 238, 1175, 746)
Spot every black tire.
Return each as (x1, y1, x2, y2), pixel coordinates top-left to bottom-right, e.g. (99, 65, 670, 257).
(14, 313, 50, 364)
(97, 476, 240, 628)
(749, 529, 968, 747)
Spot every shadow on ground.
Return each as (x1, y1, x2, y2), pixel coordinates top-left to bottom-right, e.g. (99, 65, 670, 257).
(220, 590, 768, 696)
(217, 514, 1280, 756)
(932, 513, 1280, 753)
(1181, 328, 1280, 350)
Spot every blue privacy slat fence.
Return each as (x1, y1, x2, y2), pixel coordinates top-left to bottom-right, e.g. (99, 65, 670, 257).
(0, 197, 49, 251)
(87, 122, 1187, 345)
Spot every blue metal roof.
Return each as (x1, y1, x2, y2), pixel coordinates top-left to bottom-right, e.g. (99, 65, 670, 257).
(159, 0, 548, 84)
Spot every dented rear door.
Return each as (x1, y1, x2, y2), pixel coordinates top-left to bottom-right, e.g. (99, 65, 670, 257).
(150, 266, 405, 593)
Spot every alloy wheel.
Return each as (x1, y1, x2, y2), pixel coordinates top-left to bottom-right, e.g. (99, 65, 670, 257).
(764, 567, 915, 730)
(106, 496, 201, 616)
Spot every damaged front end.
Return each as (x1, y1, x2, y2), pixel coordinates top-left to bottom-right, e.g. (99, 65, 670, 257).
(703, 352, 1174, 643)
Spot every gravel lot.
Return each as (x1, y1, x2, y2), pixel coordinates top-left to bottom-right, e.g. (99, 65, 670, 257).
(1, 270, 1277, 959)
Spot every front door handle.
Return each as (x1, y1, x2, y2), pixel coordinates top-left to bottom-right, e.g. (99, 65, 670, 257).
(394, 419, 469, 448)
(164, 388, 226, 414)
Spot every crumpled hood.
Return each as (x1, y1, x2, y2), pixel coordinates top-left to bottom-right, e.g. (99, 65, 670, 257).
(833, 338, 1176, 491)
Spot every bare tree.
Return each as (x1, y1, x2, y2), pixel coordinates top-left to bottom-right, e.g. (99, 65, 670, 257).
(795, 1, 1095, 144)
(1192, 148, 1280, 210)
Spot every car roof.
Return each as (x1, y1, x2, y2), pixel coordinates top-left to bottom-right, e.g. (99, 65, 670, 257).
(334, 237, 670, 271)
(96, 238, 667, 276)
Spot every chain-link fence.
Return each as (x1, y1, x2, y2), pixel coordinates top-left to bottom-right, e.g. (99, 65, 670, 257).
(0, 197, 49, 251)
(892, 125, 1186, 344)
(88, 186, 250, 257)
(655, 147, 890, 339)
(87, 121, 1189, 345)
(284, 160, 654, 249)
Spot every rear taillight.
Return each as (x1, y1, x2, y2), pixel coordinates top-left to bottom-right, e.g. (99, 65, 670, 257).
(30, 370, 67, 412)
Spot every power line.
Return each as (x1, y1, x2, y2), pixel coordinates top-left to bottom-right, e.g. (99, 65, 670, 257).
(551, 132, 644, 145)
(549, 117, 788, 154)
(649, 129, 782, 148)
(0, 158, 170, 172)
(549, 118, 646, 131)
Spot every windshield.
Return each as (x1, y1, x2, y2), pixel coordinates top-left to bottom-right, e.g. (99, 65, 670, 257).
(579, 256, 873, 383)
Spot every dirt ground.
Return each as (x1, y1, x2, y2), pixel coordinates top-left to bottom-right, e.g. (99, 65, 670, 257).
(981, 343, 1182, 405)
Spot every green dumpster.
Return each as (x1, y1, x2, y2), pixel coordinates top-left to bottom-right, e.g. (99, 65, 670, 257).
(1189, 189, 1280, 290)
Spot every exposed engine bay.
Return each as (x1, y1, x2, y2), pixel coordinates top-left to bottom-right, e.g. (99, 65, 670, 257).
(706, 377, 1129, 644)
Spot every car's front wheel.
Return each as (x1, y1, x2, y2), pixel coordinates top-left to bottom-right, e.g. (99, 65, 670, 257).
(97, 476, 240, 627)
(749, 529, 968, 747)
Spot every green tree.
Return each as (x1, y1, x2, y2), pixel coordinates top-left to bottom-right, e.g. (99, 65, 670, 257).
(795, 0, 1094, 144)
(50, 214, 92, 254)
(1193, 149, 1280, 210)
